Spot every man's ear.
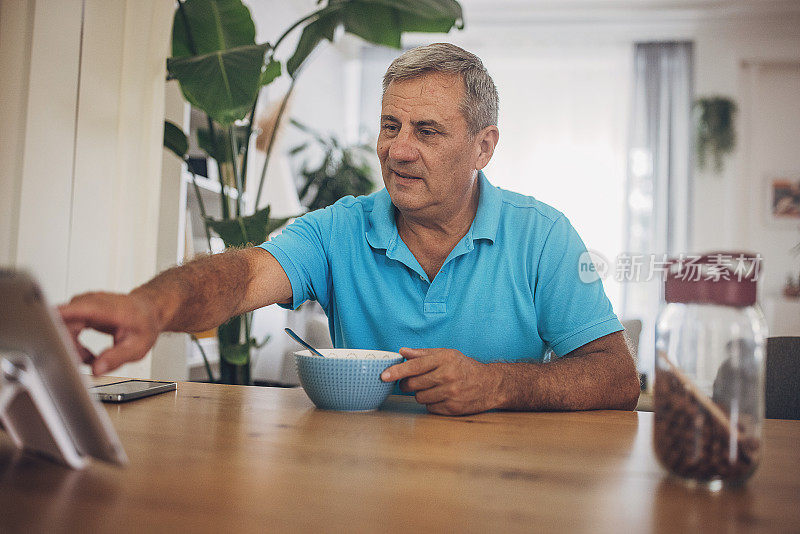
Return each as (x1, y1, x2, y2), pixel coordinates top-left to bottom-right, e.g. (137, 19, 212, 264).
(474, 126, 499, 170)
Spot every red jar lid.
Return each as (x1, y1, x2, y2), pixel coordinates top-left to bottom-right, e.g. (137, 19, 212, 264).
(664, 252, 760, 307)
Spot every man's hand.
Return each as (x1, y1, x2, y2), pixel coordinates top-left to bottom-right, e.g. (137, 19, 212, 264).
(381, 348, 503, 416)
(56, 248, 293, 376)
(58, 292, 160, 376)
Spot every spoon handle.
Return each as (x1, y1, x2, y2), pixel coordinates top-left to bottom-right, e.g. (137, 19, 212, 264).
(284, 328, 326, 358)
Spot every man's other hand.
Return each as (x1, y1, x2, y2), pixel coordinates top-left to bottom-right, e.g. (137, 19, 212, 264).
(58, 292, 160, 376)
(381, 348, 503, 416)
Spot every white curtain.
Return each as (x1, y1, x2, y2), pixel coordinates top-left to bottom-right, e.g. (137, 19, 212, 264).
(623, 41, 694, 380)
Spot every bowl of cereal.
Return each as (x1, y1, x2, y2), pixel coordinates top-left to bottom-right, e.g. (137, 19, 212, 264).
(294, 348, 403, 411)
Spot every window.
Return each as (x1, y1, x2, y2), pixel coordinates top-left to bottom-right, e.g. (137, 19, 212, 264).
(481, 43, 632, 310)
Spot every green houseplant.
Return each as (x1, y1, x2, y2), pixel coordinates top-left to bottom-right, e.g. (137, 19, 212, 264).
(290, 119, 377, 211)
(162, 0, 463, 384)
(694, 96, 737, 173)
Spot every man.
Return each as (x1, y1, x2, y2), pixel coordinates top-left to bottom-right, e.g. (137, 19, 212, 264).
(60, 43, 639, 416)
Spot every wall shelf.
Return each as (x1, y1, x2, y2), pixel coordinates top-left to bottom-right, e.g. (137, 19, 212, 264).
(183, 170, 250, 202)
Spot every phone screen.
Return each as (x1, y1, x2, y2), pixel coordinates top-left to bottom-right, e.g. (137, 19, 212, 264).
(93, 380, 172, 395)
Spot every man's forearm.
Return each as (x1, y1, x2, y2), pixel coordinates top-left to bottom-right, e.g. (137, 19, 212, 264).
(490, 349, 640, 412)
(58, 247, 290, 375)
(130, 249, 256, 334)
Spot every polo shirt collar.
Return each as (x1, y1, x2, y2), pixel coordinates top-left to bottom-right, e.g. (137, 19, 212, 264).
(471, 171, 502, 243)
(365, 171, 502, 251)
(365, 188, 397, 251)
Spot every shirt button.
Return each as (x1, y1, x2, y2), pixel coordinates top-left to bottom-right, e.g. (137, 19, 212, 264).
(420, 275, 425, 281)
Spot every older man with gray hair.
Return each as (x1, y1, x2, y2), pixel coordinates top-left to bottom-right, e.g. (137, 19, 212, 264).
(60, 43, 639, 415)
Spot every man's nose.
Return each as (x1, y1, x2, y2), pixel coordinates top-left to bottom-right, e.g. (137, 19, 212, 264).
(387, 130, 418, 162)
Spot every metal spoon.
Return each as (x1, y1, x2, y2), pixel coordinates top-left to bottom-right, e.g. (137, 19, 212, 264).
(284, 328, 327, 358)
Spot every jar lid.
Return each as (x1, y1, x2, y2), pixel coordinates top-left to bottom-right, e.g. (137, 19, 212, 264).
(664, 252, 760, 307)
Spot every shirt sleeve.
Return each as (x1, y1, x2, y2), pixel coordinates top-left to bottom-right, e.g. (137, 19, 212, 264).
(533, 215, 623, 356)
(258, 207, 333, 311)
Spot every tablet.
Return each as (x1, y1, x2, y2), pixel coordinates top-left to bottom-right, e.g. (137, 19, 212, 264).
(0, 269, 128, 468)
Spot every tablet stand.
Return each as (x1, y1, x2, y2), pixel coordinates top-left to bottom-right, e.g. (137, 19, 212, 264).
(0, 352, 87, 469)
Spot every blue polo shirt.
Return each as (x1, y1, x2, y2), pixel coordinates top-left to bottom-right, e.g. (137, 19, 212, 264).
(259, 172, 621, 363)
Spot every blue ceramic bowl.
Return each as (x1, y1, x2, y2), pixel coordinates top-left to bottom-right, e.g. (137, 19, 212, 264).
(294, 349, 403, 411)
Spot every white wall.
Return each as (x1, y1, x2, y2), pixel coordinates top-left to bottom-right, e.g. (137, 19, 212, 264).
(1, 0, 174, 378)
(150, 82, 190, 381)
(692, 20, 800, 302)
(0, 1, 35, 268)
(1, 0, 83, 299)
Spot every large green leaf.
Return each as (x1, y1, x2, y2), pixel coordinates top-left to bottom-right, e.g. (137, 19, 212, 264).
(219, 341, 250, 366)
(163, 120, 188, 160)
(286, 10, 339, 76)
(197, 126, 227, 163)
(396, 10, 461, 33)
(260, 58, 282, 86)
(286, 0, 463, 77)
(167, 43, 269, 125)
(205, 205, 291, 248)
(377, 0, 463, 23)
(342, 5, 401, 48)
(172, 0, 256, 58)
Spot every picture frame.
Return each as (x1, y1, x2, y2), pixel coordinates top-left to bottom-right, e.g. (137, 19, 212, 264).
(766, 175, 800, 225)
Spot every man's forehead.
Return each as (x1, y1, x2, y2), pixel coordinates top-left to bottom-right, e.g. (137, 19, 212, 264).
(381, 72, 464, 120)
(384, 71, 463, 99)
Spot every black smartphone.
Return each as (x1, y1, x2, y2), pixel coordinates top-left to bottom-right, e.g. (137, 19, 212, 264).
(91, 380, 177, 403)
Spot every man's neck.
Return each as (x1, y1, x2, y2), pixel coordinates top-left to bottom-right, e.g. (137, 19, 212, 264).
(395, 181, 481, 280)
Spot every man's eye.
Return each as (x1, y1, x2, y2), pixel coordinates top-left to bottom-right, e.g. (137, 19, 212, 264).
(381, 123, 398, 132)
(419, 129, 437, 137)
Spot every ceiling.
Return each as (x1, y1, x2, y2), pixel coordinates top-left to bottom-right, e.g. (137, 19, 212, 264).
(457, 0, 800, 24)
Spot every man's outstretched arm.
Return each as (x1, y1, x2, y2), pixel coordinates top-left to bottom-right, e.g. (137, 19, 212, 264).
(58, 248, 290, 375)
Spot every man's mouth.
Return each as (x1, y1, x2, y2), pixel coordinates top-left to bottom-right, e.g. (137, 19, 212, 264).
(391, 169, 422, 180)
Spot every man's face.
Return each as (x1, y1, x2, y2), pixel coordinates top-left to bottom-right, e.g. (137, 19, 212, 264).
(377, 72, 483, 218)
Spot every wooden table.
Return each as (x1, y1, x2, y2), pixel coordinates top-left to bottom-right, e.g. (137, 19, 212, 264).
(1, 380, 798, 533)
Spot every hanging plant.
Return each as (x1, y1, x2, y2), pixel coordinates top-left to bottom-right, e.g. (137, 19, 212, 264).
(694, 96, 737, 173)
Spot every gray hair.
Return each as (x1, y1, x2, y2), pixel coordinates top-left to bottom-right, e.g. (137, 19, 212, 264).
(382, 43, 498, 135)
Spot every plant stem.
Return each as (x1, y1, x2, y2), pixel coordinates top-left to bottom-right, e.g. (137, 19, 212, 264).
(229, 125, 243, 217)
(244, 311, 252, 358)
(191, 334, 216, 383)
(255, 76, 297, 209)
(206, 118, 229, 219)
(186, 168, 213, 251)
(240, 94, 259, 197)
(272, 6, 336, 54)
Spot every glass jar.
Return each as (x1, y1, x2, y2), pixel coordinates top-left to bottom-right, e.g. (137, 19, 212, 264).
(653, 254, 767, 489)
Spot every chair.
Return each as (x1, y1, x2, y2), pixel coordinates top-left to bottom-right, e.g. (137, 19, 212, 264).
(621, 319, 643, 360)
(766, 337, 800, 420)
(622, 318, 649, 402)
